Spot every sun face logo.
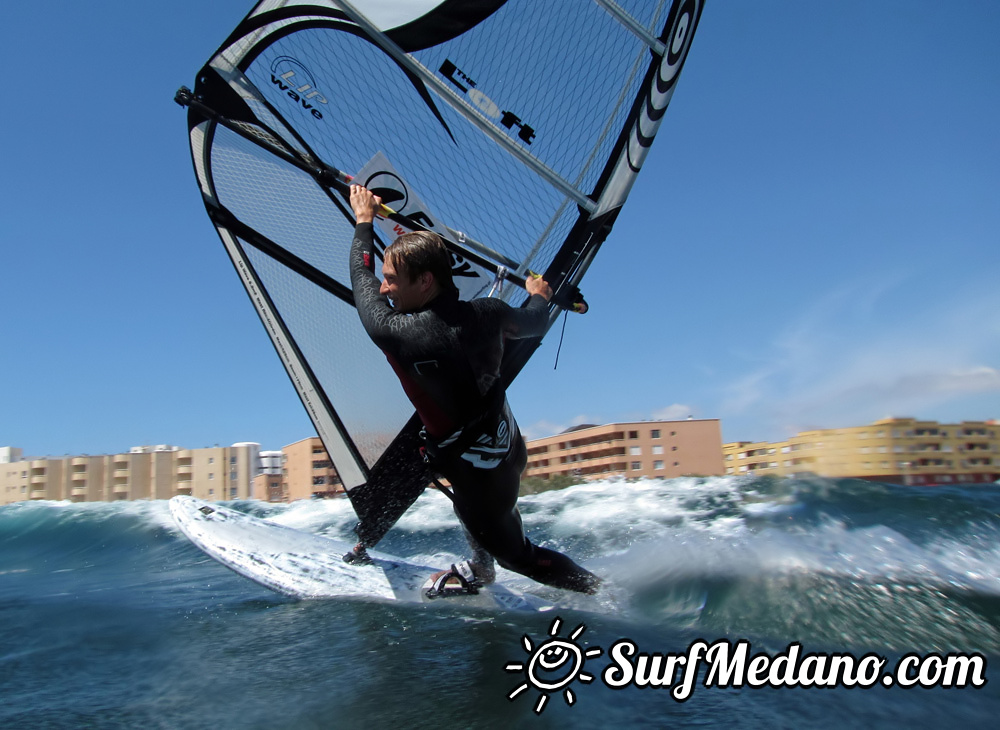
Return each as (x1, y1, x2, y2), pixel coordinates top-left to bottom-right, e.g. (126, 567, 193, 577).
(505, 617, 603, 715)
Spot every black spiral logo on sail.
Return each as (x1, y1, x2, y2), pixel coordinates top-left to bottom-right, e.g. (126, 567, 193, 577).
(626, 0, 702, 173)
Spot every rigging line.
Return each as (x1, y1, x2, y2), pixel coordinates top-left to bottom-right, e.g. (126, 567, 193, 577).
(326, 0, 597, 213)
(553, 310, 569, 370)
(593, 0, 667, 55)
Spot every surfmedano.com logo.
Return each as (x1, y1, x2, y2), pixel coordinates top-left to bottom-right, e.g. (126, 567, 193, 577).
(505, 616, 987, 715)
(505, 617, 602, 715)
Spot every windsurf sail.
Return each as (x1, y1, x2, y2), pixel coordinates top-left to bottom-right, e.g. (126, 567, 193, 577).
(177, 0, 704, 545)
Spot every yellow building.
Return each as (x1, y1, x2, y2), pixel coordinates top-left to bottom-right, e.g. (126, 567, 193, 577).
(723, 418, 999, 486)
(524, 419, 725, 481)
(0, 443, 262, 505)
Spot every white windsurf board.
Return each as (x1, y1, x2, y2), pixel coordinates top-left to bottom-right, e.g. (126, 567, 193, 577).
(169, 495, 553, 612)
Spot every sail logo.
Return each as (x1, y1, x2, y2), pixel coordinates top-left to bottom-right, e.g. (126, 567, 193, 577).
(359, 167, 477, 280)
(269, 56, 328, 120)
(625, 0, 702, 172)
(439, 59, 536, 144)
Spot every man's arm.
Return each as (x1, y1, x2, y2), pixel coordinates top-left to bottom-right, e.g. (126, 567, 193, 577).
(348, 185, 395, 344)
(494, 274, 552, 340)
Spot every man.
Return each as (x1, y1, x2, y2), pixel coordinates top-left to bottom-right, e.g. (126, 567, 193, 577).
(346, 184, 600, 596)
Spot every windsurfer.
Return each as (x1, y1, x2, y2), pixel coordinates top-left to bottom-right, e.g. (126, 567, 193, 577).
(345, 184, 601, 596)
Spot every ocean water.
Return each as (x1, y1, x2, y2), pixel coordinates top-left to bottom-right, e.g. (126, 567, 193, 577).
(2, 475, 999, 729)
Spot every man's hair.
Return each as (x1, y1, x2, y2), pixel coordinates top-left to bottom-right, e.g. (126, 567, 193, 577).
(384, 231, 456, 291)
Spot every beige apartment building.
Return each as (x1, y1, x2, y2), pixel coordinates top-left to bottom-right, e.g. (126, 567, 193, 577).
(281, 437, 344, 502)
(523, 419, 725, 481)
(1, 443, 262, 505)
(270, 420, 725, 503)
(723, 418, 999, 486)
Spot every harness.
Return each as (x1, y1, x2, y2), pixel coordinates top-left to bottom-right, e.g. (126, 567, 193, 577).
(418, 379, 506, 467)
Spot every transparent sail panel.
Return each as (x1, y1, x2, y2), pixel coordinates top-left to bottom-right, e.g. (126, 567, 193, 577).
(244, 245, 412, 468)
(210, 125, 354, 286)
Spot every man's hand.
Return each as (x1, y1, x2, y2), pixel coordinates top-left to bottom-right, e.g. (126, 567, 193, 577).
(350, 184, 382, 224)
(525, 273, 552, 301)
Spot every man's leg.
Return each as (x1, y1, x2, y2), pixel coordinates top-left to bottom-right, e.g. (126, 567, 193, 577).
(460, 522, 496, 584)
(447, 439, 600, 595)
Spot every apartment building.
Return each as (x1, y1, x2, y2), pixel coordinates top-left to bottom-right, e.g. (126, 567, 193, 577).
(0, 443, 262, 505)
(523, 419, 725, 481)
(723, 418, 999, 486)
(281, 436, 344, 502)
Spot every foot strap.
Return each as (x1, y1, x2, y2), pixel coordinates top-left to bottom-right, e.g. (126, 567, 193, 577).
(343, 545, 373, 565)
(425, 560, 482, 599)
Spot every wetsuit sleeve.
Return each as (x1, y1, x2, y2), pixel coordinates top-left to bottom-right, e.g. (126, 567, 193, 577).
(474, 293, 550, 340)
(349, 222, 396, 347)
(504, 294, 550, 339)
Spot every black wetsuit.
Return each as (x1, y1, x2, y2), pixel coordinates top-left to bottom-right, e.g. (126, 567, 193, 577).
(350, 223, 599, 593)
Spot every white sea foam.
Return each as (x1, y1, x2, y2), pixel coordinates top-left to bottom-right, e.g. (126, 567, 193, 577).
(8, 476, 999, 598)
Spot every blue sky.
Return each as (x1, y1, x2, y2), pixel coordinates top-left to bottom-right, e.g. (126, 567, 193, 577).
(2, 1, 997, 457)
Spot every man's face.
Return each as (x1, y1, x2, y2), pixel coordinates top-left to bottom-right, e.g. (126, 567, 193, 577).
(380, 258, 425, 312)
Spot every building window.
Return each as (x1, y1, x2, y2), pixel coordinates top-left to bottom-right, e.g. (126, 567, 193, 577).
(628, 431, 639, 439)
(629, 446, 641, 456)
(654, 460, 664, 470)
(652, 445, 663, 455)
(630, 461, 641, 470)
(651, 429, 661, 439)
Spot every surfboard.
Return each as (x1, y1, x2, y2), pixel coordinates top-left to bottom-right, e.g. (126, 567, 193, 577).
(169, 496, 553, 612)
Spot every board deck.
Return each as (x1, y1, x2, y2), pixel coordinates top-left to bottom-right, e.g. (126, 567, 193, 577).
(169, 496, 553, 612)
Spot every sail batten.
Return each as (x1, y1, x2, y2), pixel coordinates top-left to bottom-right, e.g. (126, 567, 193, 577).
(595, 0, 667, 54)
(179, 0, 703, 531)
